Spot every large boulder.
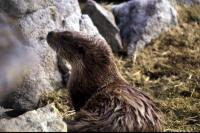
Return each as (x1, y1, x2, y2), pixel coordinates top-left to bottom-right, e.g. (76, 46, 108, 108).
(83, 0, 122, 53)
(113, 0, 178, 58)
(79, 14, 99, 35)
(0, 0, 80, 18)
(0, 13, 37, 104)
(0, 104, 67, 132)
(0, 0, 102, 111)
(0, 0, 81, 111)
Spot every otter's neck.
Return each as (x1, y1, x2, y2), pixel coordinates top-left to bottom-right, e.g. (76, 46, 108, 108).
(68, 58, 126, 111)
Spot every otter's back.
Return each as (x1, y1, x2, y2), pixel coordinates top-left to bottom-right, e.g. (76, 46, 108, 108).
(69, 84, 163, 132)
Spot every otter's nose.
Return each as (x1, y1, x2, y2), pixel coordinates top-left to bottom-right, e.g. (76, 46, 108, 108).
(47, 31, 55, 44)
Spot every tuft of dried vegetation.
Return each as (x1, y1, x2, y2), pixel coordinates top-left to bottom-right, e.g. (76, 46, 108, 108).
(178, 4, 200, 24)
(39, 89, 75, 121)
(40, 5, 200, 132)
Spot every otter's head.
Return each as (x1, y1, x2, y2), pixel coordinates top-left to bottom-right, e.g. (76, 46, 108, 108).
(47, 30, 114, 68)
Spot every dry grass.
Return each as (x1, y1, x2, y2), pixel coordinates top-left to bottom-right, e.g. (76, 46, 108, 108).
(178, 5, 200, 24)
(115, 5, 200, 131)
(115, 24, 200, 132)
(39, 89, 75, 121)
(40, 5, 200, 132)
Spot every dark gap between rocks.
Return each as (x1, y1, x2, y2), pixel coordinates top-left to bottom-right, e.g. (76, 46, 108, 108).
(4, 110, 26, 118)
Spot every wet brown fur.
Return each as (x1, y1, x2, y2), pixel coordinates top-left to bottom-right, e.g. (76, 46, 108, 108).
(47, 31, 163, 132)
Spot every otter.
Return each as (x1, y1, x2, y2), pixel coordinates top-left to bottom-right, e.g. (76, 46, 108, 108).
(47, 30, 163, 132)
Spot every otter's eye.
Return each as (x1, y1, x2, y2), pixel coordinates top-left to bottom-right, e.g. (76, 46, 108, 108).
(78, 46, 85, 55)
(61, 35, 66, 40)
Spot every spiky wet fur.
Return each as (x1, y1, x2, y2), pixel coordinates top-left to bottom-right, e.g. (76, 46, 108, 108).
(47, 30, 163, 132)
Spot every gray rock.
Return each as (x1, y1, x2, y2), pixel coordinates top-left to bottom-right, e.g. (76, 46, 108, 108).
(1, 0, 81, 111)
(1, 0, 102, 111)
(0, 0, 81, 18)
(0, 106, 12, 119)
(0, 13, 37, 104)
(79, 14, 99, 35)
(0, 0, 48, 18)
(113, 0, 178, 58)
(0, 106, 6, 116)
(0, 104, 67, 132)
(83, 0, 123, 53)
(79, 14, 107, 45)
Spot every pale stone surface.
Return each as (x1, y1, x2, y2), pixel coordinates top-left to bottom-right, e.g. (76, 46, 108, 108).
(0, 0, 81, 111)
(0, 104, 67, 132)
(83, 0, 122, 53)
(113, 0, 178, 57)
